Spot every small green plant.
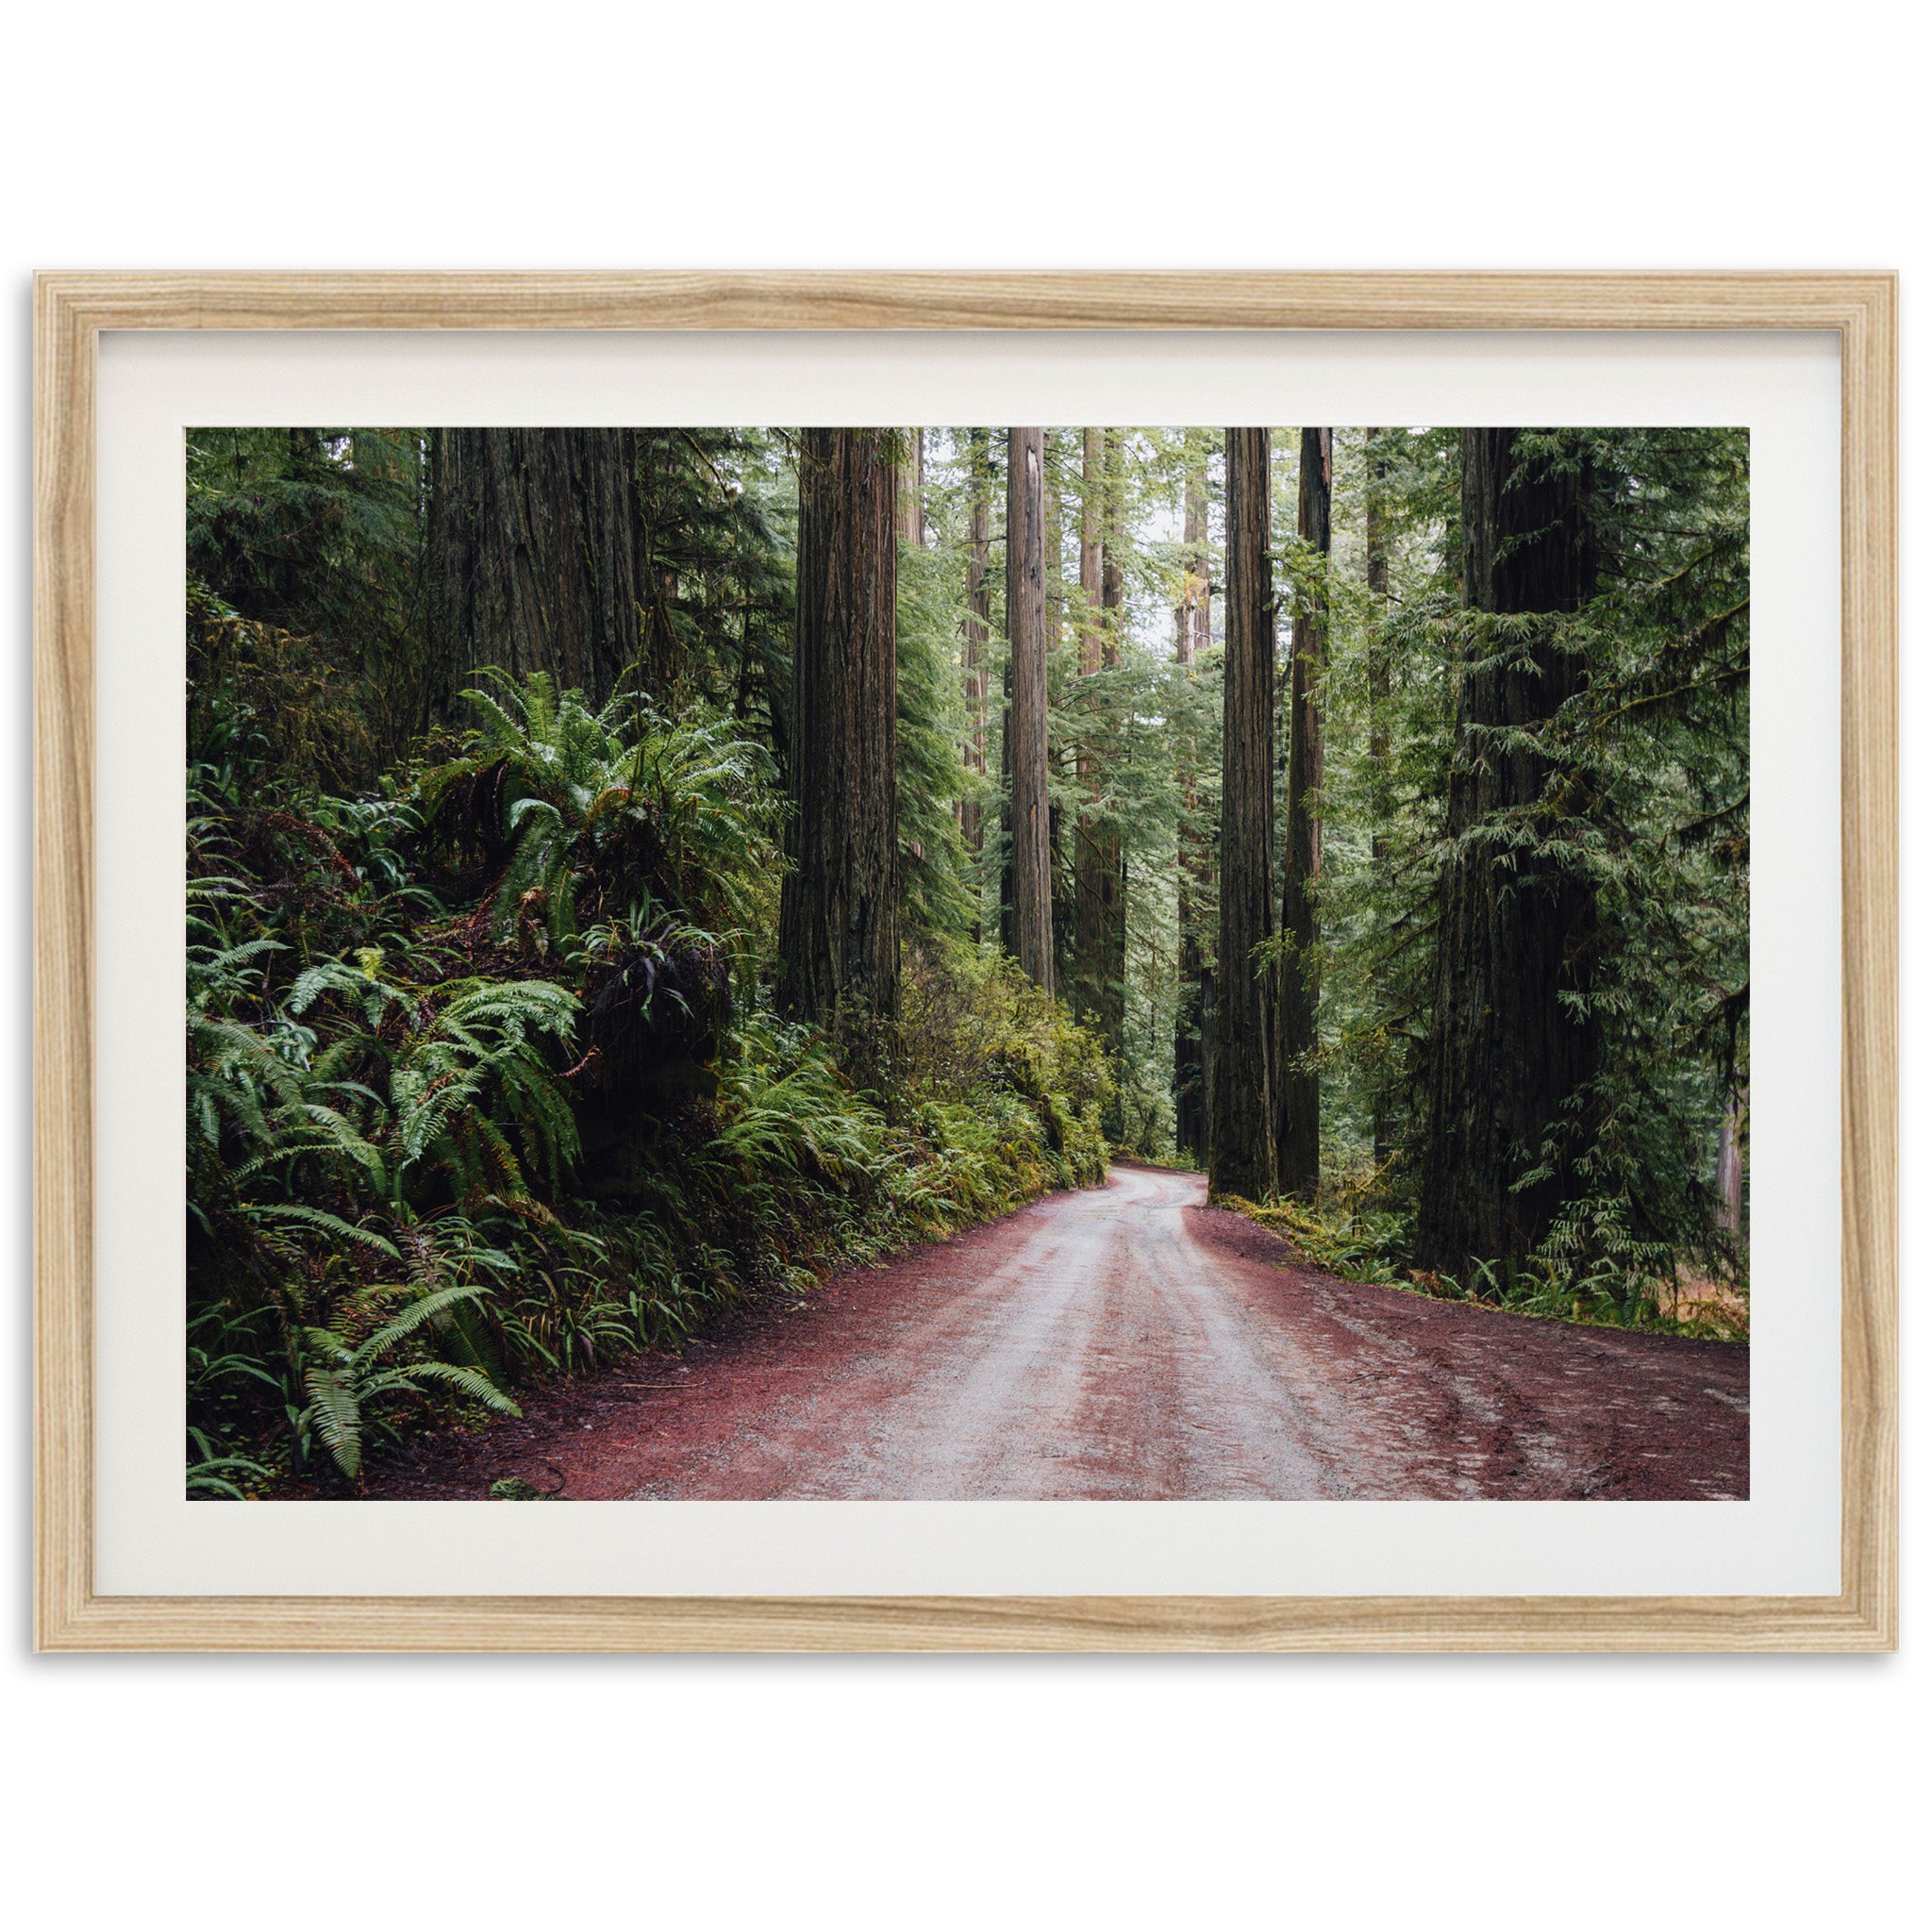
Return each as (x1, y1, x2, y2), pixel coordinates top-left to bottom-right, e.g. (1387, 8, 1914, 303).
(296, 1284, 523, 1483)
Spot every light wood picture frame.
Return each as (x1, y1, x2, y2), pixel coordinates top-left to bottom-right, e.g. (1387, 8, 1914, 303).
(33, 272, 1897, 1652)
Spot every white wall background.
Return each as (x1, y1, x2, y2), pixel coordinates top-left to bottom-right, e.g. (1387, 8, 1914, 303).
(2, 5, 1920, 1926)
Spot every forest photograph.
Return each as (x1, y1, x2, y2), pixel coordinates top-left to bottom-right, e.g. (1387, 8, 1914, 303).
(183, 422, 1750, 1504)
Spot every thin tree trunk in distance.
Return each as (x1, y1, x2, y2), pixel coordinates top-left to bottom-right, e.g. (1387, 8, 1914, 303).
(896, 428, 924, 547)
(1275, 426, 1330, 1200)
(1716, 1083, 1747, 1234)
(1006, 427, 1054, 991)
(1095, 430, 1128, 1067)
(427, 427, 645, 712)
(1177, 439, 1211, 661)
(1173, 431, 1212, 1158)
(637, 429, 691, 698)
(999, 653, 1015, 955)
(1413, 428, 1599, 1276)
(1042, 435, 1063, 653)
(960, 429, 992, 865)
(1210, 428, 1276, 1200)
(1364, 427, 1395, 1161)
(1364, 425, 1392, 787)
(777, 428, 901, 1041)
(1043, 440, 1073, 986)
(1071, 428, 1108, 1027)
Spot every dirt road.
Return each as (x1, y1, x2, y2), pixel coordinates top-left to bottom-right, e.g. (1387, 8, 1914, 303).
(374, 1165, 1748, 1502)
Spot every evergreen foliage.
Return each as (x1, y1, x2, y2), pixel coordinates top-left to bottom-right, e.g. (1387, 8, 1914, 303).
(183, 420, 1747, 1493)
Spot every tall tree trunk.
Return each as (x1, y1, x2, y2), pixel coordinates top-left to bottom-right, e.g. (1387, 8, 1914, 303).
(1413, 429, 1599, 1275)
(1043, 440, 1074, 987)
(960, 429, 991, 863)
(635, 430, 689, 697)
(1363, 428, 1395, 1162)
(426, 428, 645, 712)
(1042, 433, 1064, 653)
(1274, 427, 1330, 1200)
(1210, 429, 1276, 1199)
(1006, 428, 1054, 991)
(776, 429, 901, 1042)
(1180, 434, 1212, 661)
(1071, 428, 1109, 1028)
(999, 654, 1015, 956)
(1364, 425, 1391, 781)
(896, 427, 924, 547)
(1173, 432, 1213, 1158)
(1095, 431, 1128, 1067)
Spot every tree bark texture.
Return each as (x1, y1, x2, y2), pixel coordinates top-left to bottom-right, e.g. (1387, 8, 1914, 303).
(1413, 428, 1599, 1275)
(960, 429, 992, 866)
(1072, 428, 1124, 1053)
(426, 428, 645, 713)
(896, 427, 924, 548)
(776, 428, 901, 1037)
(1094, 432, 1128, 1063)
(1043, 441, 1073, 987)
(1210, 428, 1276, 1199)
(999, 653, 1015, 957)
(1275, 426, 1330, 1199)
(1173, 434, 1213, 1156)
(1006, 427, 1055, 991)
(1363, 427, 1396, 1161)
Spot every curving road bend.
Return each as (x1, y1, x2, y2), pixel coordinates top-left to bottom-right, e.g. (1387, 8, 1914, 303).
(374, 1165, 1748, 1502)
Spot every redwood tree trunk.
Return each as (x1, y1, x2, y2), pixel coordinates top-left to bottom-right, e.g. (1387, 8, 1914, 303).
(1072, 428, 1112, 1032)
(1364, 427, 1395, 1161)
(1210, 428, 1276, 1199)
(1413, 428, 1599, 1275)
(960, 429, 992, 861)
(1275, 426, 1330, 1199)
(1173, 433, 1213, 1158)
(427, 427, 645, 711)
(896, 427, 924, 548)
(1095, 432, 1128, 1065)
(1043, 441, 1073, 985)
(1006, 427, 1055, 991)
(777, 428, 901, 1039)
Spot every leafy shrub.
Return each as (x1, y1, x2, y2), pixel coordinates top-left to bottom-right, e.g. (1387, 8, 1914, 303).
(1216, 1192, 1746, 1341)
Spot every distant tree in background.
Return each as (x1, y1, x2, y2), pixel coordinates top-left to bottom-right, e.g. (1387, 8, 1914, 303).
(1172, 429, 1216, 1159)
(959, 428, 992, 869)
(1006, 426, 1055, 991)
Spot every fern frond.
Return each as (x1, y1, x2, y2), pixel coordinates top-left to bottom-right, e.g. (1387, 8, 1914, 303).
(242, 1202, 400, 1258)
(301, 1364, 363, 1479)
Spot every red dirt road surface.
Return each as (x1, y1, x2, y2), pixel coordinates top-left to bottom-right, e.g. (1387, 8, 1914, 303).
(373, 1165, 1748, 1502)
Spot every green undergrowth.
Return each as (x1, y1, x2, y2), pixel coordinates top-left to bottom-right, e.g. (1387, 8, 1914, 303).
(188, 658, 1109, 1497)
(1212, 1193, 1748, 1343)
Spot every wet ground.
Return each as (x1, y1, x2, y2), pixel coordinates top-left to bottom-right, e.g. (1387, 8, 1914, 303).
(370, 1164, 1748, 1502)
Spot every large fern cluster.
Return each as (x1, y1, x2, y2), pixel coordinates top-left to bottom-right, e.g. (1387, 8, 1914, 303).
(187, 670, 1109, 1496)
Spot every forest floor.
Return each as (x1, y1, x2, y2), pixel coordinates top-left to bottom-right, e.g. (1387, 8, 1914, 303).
(370, 1165, 1747, 1501)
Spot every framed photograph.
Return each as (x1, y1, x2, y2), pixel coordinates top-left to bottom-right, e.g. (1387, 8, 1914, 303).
(34, 273, 1896, 1651)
